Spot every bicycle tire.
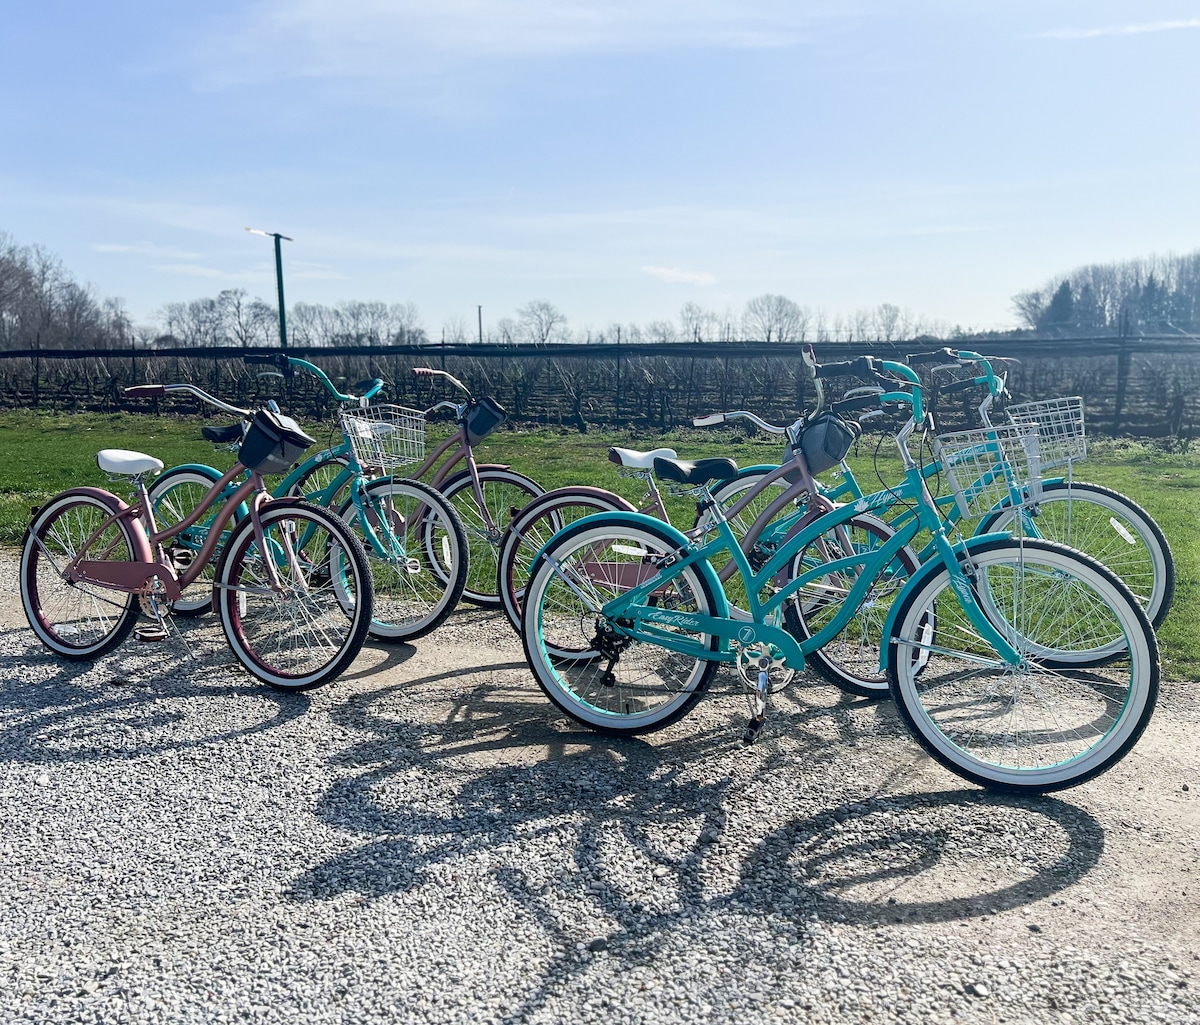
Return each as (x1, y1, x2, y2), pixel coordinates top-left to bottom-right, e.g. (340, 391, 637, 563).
(438, 466, 543, 607)
(21, 492, 141, 659)
(520, 516, 721, 735)
(977, 479, 1175, 630)
(496, 486, 636, 635)
(213, 499, 374, 689)
(147, 465, 228, 616)
(886, 537, 1158, 793)
(286, 453, 354, 509)
(338, 477, 468, 642)
(783, 513, 923, 699)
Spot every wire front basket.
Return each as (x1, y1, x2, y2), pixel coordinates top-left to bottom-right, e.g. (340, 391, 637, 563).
(1005, 395, 1086, 470)
(339, 404, 426, 471)
(933, 423, 1043, 520)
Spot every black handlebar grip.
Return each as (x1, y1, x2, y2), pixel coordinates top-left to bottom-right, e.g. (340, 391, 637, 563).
(124, 384, 166, 398)
(830, 393, 884, 415)
(905, 348, 956, 365)
(936, 377, 984, 394)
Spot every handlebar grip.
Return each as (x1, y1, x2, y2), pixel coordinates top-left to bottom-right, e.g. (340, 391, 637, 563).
(692, 413, 726, 427)
(125, 384, 166, 398)
(905, 348, 956, 365)
(244, 354, 277, 365)
(830, 393, 884, 415)
(412, 367, 438, 377)
(937, 377, 984, 394)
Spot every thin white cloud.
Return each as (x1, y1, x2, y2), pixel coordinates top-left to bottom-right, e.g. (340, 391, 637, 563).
(642, 265, 717, 285)
(191, 1, 851, 87)
(92, 241, 202, 260)
(1035, 19, 1200, 40)
(150, 263, 255, 281)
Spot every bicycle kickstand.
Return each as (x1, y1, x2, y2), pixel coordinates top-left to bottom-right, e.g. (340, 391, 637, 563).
(738, 647, 774, 745)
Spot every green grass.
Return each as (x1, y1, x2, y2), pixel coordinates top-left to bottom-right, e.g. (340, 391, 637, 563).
(3, 411, 1196, 679)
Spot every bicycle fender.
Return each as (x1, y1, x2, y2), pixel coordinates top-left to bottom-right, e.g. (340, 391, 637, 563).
(878, 530, 1012, 671)
(531, 509, 730, 620)
(40, 487, 157, 565)
(164, 462, 223, 480)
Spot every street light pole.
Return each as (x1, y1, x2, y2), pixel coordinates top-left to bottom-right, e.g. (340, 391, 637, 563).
(246, 228, 293, 349)
(477, 305, 483, 345)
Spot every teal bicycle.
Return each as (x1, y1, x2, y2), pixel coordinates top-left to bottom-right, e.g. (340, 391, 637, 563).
(143, 355, 468, 643)
(702, 348, 1173, 696)
(518, 351, 1159, 794)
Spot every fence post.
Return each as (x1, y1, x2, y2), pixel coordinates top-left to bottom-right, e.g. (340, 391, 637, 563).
(33, 331, 40, 408)
(1112, 315, 1131, 437)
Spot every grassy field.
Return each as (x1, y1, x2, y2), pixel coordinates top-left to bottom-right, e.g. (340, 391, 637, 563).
(2, 409, 1196, 679)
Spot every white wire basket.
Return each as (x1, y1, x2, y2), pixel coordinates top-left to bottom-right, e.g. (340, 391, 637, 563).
(933, 423, 1043, 519)
(339, 404, 426, 471)
(1005, 395, 1086, 470)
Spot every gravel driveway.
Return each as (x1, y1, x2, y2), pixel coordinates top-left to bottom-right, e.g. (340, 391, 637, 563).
(2, 552, 1197, 1024)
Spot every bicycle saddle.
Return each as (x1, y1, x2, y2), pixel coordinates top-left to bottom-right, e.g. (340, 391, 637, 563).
(607, 446, 678, 469)
(97, 449, 165, 475)
(202, 423, 244, 444)
(652, 456, 738, 485)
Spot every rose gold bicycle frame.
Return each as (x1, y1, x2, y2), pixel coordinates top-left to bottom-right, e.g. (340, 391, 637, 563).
(62, 463, 282, 600)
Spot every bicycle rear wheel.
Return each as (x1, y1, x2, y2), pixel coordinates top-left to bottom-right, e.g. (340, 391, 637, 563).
(214, 500, 374, 689)
(21, 492, 140, 659)
(521, 517, 721, 734)
(340, 477, 468, 642)
(978, 479, 1175, 630)
(496, 486, 635, 634)
(438, 467, 543, 607)
(887, 537, 1158, 793)
(783, 513, 922, 699)
(147, 465, 228, 616)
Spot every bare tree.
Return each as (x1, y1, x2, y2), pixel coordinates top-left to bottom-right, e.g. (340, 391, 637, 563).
(517, 300, 567, 345)
(742, 293, 805, 343)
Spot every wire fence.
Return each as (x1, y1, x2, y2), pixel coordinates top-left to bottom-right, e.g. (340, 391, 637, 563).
(0, 336, 1196, 440)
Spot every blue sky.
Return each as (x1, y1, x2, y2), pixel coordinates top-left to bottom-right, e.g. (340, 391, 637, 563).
(2, 1, 1198, 337)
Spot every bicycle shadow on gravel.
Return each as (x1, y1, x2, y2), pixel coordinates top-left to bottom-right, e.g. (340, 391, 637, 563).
(0, 622, 312, 764)
(286, 662, 1106, 1023)
(289, 659, 1100, 923)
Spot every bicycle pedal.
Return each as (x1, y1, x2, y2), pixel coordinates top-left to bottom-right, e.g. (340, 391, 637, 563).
(742, 715, 766, 745)
(134, 624, 169, 643)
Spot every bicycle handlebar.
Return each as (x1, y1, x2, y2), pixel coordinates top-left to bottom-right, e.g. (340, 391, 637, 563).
(413, 366, 470, 397)
(243, 354, 384, 404)
(125, 382, 251, 418)
(692, 410, 787, 435)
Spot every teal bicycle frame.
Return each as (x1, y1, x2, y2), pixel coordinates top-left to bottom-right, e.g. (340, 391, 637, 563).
(554, 369, 1025, 675)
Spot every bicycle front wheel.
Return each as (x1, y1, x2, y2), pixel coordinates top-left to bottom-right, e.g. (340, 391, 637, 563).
(978, 479, 1175, 630)
(22, 492, 142, 659)
(496, 487, 635, 635)
(341, 477, 468, 642)
(439, 467, 543, 607)
(214, 500, 374, 689)
(148, 465, 228, 616)
(521, 517, 721, 735)
(887, 537, 1158, 793)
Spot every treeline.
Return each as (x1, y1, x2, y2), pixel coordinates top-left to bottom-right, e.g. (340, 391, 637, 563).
(6, 228, 1200, 352)
(1013, 250, 1200, 336)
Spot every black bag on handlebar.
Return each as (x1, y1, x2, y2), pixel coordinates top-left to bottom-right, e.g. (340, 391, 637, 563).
(784, 412, 860, 480)
(238, 409, 315, 475)
(464, 396, 507, 446)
